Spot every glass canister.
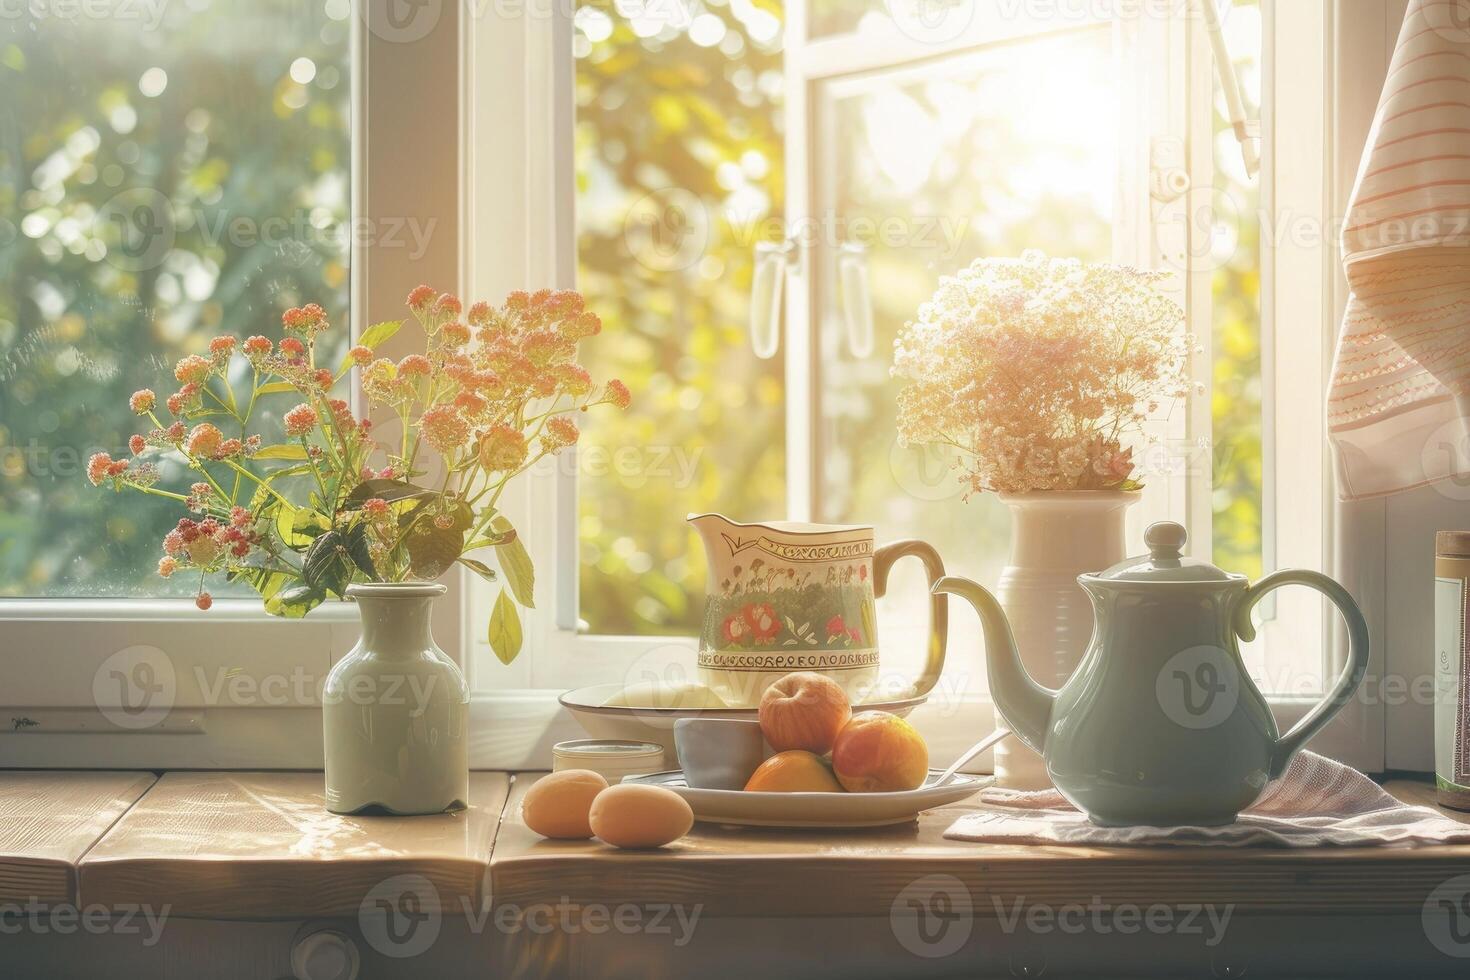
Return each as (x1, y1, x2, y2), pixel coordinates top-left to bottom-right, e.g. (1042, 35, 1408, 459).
(1436, 531, 1470, 810)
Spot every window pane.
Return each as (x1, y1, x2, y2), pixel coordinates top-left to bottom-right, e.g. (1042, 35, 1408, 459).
(575, 2, 786, 635)
(813, 30, 1117, 678)
(1210, 0, 1263, 581)
(0, 2, 351, 597)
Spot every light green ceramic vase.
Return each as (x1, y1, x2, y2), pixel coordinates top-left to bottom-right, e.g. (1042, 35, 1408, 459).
(936, 522, 1370, 827)
(323, 582, 469, 815)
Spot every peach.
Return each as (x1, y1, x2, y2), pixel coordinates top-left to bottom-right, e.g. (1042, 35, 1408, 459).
(831, 711, 929, 793)
(744, 750, 845, 793)
(757, 671, 852, 754)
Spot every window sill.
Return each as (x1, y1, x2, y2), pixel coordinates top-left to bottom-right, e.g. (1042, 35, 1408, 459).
(6, 770, 1470, 976)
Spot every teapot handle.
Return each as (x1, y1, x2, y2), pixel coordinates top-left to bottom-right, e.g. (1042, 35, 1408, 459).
(1232, 570, 1370, 780)
(874, 540, 948, 699)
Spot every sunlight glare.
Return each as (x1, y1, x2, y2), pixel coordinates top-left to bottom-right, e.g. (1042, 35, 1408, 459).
(863, 90, 941, 196)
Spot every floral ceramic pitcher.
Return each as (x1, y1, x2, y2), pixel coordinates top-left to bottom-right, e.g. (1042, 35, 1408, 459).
(688, 514, 948, 707)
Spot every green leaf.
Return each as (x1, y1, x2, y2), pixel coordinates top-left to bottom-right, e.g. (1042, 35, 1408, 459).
(252, 444, 310, 461)
(263, 462, 315, 480)
(404, 522, 463, 579)
(359, 319, 403, 349)
(442, 498, 474, 531)
(463, 531, 514, 552)
(337, 319, 402, 373)
(255, 381, 299, 395)
(266, 584, 324, 619)
(457, 557, 498, 584)
(491, 517, 535, 609)
(303, 530, 350, 596)
(488, 589, 523, 665)
(276, 505, 331, 549)
(345, 522, 377, 579)
(343, 479, 435, 510)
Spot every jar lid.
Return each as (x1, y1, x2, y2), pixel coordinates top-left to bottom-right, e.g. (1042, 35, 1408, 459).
(1439, 531, 1470, 558)
(1085, 522, 1245, 585)
(552, 739, 665, 761)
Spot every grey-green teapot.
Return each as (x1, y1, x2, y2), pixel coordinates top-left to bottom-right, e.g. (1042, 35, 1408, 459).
(936, 521, 1369, 827)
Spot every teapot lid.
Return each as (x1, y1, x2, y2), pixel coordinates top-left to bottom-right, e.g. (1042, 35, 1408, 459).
(1087, 522, 1244, 584)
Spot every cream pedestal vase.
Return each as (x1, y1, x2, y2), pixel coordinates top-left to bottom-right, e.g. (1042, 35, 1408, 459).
(992, 490, 1137, 790)
(323, 583, 470, 815)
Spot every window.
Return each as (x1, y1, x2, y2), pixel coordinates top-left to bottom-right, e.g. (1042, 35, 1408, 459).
(1, 1, 352, 599)
(467, 0, 1376, 771)
(2, 1, 466, 768)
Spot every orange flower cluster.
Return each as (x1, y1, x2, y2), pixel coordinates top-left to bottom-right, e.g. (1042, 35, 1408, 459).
(95, 285, 626, 615)
(356, 287, 627, 488)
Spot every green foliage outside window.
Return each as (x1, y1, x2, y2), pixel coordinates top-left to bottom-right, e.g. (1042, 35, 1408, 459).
(0, 2, 350, 597)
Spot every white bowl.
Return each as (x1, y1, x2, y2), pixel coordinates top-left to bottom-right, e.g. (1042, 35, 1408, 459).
(558, 683, 928, 758)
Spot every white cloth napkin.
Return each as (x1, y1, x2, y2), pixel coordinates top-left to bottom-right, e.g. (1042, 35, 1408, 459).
(945, 751, 1470, 848)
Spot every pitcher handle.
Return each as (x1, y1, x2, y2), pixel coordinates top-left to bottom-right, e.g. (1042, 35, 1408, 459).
(1232, 569, 1370, 780)
(874, 540, 948, 698)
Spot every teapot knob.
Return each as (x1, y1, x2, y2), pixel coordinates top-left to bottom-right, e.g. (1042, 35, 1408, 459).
(1144, 521, 1188, 559)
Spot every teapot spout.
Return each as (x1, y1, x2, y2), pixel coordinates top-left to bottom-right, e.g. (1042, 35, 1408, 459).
(933, 576, 1055, 756)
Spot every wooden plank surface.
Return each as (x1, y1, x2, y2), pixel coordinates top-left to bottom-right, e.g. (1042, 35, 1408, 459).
(491, 773, 1470, 919)
(79, 771, 511, 919)
(0, 770, 155, 905)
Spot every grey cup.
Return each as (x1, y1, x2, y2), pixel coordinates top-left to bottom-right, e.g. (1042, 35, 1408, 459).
(674, 718, 767, 791)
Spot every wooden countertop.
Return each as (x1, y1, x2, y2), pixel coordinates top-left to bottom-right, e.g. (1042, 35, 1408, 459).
(6, 768, 1470, 921)
(490, 775, 1470, 919)
(79, 771, 510, 918)
(0, 771, 154, 906)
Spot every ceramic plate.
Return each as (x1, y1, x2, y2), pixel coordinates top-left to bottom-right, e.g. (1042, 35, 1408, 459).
(559, 683, 928, 758)
(620, 769, 993, 828)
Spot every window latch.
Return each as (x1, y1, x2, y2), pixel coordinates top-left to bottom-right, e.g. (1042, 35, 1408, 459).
(838, 242, 875, 360)
(751, 238, 798, 359)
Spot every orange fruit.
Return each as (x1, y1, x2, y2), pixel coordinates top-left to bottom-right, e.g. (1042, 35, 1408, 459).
(743, 750, 845, 793)
(831, 711, 929, 792)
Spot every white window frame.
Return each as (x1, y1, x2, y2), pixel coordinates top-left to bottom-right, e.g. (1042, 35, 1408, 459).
(2, 3, 470, 769)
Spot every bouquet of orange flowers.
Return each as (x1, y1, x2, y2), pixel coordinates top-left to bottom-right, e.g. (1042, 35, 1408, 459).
(90, 285, 627, 662)
(892, 251, 1188, 496)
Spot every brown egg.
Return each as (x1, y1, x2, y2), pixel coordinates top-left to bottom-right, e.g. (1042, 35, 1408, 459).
(588, 784, 693, 849)
(521, 770, 609, 840)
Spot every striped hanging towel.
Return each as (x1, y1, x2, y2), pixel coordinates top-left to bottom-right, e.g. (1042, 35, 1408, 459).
(1328, 0, 1470, 499)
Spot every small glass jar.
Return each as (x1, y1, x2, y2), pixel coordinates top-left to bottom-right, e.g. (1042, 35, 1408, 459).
(552, 739, 666, 784)
(1436, 531, 1470, 810)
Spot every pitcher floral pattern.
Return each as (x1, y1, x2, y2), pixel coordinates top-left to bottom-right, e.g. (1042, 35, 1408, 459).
(689, 515, 884, 707)
(707, 558, 875, 655)
(689, 514, 948, 706)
